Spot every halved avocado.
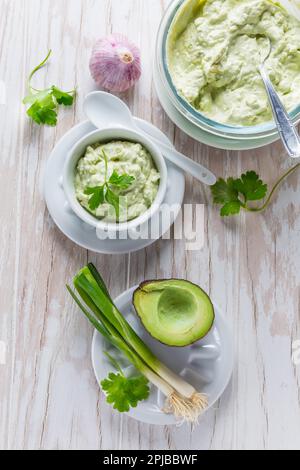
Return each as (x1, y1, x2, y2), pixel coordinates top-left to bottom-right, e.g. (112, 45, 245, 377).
(133, 279, 215, 347)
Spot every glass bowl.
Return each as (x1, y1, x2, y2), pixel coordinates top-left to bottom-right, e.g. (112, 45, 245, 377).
(155, 0, 300, 141)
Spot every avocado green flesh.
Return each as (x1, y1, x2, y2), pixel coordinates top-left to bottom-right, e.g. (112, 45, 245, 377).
(133, 280, 215, 347)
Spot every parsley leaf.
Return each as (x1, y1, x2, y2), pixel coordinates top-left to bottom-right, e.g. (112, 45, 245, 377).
(211, 171, 269, 217)
(211, 178, 240, 205)
(83, 151, 135, 218)
(51, 86, 75, 106)
(105, 187, 120, 219)
(23, 89, 52, 106)
(23, 50, 75, 126)
(109, 171, 135, 190)
(27, 99, 58, 126)
(84, 186, 105, 211)
(220, 201, 242, 217)
(101, 372, 150, 413)
(233, 171, 268, 202)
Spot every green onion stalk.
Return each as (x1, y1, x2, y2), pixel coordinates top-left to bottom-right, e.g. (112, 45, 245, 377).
(67, 264, 208, 423)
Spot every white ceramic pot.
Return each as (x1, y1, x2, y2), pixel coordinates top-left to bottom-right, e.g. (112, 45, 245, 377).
(63, 127, 168, 235)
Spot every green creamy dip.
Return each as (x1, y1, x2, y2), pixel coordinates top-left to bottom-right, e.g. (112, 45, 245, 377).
(75, 141, 160, 222)
(167, 0, 300, 126)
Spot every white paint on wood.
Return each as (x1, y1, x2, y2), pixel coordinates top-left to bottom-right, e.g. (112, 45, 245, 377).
(0, 0, 300, 451)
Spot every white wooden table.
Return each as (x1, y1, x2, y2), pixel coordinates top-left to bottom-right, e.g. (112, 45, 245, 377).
(1, 0, 300, 451)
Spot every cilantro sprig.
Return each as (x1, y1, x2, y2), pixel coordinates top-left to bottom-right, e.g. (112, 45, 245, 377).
(23, 50, 75, 126)
(84, 150, 135, 219)
(211, 165, 300, 217)
(101, 353, 150, 413)
(212, 171, 268, 216)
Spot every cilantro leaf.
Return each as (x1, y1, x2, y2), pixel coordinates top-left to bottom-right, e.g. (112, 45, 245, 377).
(26, 93, 57, 126)
(105, 188, 120, 219)
(101, 372, 150, 413)
(85, 186, 105, 211)
(211, 171, 268, 217)
(233, 171, 268, 202)
(109, 171, 135, 190)
(211, 177, 240, 205)
(51, 86, 75, 106)
(220, 201, 242, 217)
(23, 51, 75, 126)
(23, 89, 52, 106)
(82, 151, 134, 217)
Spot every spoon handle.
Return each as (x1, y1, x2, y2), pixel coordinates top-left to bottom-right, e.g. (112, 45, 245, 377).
(259, 65, 300, 159)
(137, 130, 216, 186)
(157, 139, 217, 186)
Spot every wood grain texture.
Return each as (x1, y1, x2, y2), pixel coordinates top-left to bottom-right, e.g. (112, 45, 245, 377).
(0, 0, 300, 450)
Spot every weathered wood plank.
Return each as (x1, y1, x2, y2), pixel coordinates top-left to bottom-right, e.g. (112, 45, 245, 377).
(1, 0, 300, 451)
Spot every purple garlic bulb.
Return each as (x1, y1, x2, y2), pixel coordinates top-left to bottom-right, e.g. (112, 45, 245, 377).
(90, 34, 142, 93)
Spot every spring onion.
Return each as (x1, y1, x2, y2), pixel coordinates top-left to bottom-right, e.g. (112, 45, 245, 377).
(67, 264, 208, 423)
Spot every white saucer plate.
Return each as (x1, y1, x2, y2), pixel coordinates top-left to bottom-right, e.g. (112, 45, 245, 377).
(44, 119, 185, 254)
(92, 286, 234, 426)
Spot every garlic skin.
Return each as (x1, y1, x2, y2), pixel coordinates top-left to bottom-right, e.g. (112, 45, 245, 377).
(90, 34, 142, 93)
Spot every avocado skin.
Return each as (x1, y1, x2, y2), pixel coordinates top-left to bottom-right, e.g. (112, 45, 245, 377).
(133, 279, 215, 348)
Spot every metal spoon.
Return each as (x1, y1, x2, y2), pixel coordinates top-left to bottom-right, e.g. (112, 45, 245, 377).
(259, 37, 300, 158)
(83, 91, 217, 186)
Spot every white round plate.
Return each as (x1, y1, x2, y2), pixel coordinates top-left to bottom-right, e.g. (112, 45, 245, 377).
(44, 119, 185, 254)
(153, 59, 280, 151)
(92, 286, 234, 426)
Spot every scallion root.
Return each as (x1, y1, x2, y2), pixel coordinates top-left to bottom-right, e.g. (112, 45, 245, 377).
(163, 392, 208, 424)
(190, 392, 209, 410)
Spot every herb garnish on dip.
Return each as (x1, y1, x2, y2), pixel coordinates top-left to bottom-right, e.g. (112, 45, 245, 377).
(75, 141, 160, 223)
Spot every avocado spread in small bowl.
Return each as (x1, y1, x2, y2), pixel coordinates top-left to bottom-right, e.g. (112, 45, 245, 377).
(159, 0, 300, 138)
(63, 127, 168, 234)
(75, 140, 160, 223)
